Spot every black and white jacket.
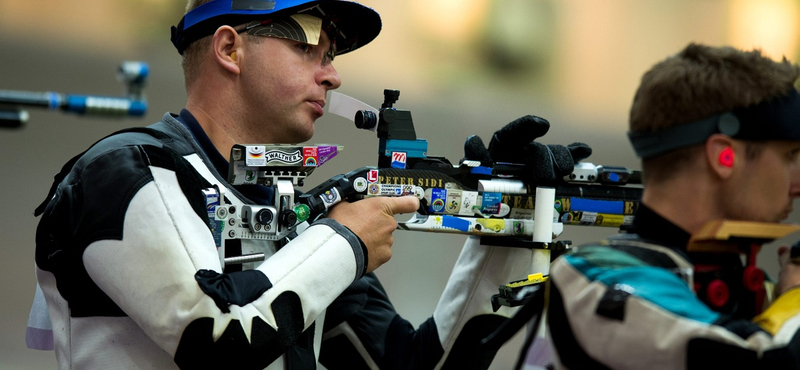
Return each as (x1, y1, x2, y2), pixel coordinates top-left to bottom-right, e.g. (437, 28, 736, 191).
(34, 111, 533, 369)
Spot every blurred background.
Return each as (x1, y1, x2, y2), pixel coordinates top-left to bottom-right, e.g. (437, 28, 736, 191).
(1, 0, 799, 368)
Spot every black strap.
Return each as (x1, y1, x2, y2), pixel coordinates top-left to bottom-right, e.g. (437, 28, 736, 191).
(478, 283, 547, 370)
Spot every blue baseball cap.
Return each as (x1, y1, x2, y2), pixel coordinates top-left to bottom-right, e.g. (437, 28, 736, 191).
(171, 0, 381, 55)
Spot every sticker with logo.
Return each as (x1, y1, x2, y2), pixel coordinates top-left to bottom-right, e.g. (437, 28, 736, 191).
(391, 151, 407, 169)
(368, 183, 380, 195)
(554, 199, 563, 213)
(481, 192, 502, 215)
(402, 185, 418, 196)
(445, 189, 461, 214)
(429, 188, 447, 213)
(353, 177, 368, 193)
(215, 206, 228, 220)
(459, 191, 479, 216)
(368, 169, 379, 183)
(317, 146, 339, 166)
(380, 184, 405, 196)
(202, 188, 224, 249)
(204, 189, 219, 212)
(264, 149, 303, 165)
(246, 146, 266, 166)
(512, 221, 524, 235)
(245, 170, 256, 183)
(303, 147, 319, 167)
(320, 188, 341, 208)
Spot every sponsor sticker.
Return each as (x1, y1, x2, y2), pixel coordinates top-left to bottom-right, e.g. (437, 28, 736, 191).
(264, 149, 302, 164)
(202, 188, 224, 249)
(244, 169, 256, 183)
(246, 146, 266, 166)
(353, 177, 368, 192)
(215, 206, 228, 220)
(379, 184, 406, 196)
(303, 147, 319, 167)
(429, 188, 447, 213)
(368, 183, 380, 195)
(320, 188, 341, 208)
(445, 189, 462, 214)
(391, 151, 407, 169)
(204, 189, 219, 212)
(481, 192, 502, 215)
(459, 191, 479, 216)
(512, 221, 524, 235)
(368, 169, 379, 183)
(317, 146, 339, 166)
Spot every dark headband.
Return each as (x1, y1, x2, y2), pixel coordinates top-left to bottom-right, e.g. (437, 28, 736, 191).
(629, 88, 800, 159)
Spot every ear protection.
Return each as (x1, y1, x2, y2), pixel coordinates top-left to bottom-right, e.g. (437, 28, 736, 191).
(231, 51, 237, 61)
(719, 147, 734, 167)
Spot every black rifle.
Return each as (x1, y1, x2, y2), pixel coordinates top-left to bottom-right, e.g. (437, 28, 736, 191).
(218, 90, 643, 307)
(299, 89, 642, 242)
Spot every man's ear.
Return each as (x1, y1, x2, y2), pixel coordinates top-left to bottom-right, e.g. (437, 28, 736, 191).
(705, 134, 736, 179)
(212, 26, 241, 75)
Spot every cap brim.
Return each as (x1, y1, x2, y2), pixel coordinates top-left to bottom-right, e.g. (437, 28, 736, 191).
(303, 1, 382, 55)
(173, 0, 381, 55)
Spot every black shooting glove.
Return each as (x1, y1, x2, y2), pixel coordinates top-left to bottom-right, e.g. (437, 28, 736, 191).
(463, 115, 592, 183)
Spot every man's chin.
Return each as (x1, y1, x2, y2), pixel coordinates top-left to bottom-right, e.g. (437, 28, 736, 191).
(297, 131, 314, 144)
(773, 210, 792, 223)
(295, 121, 315, 143)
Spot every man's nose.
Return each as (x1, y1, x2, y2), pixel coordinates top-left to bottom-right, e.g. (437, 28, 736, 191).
(319, 63, 341, 90)
(790, 166, 800, 197)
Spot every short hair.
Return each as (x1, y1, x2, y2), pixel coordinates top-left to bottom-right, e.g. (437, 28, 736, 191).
(181, 0, 214, 89)
(180, 0, 276, 89)
(630, 43, 800, 182)
(630, 43, 800, 133)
